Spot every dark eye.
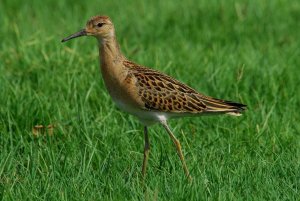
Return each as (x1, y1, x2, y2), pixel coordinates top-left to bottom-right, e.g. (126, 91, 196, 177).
(97, 23, 104, 27)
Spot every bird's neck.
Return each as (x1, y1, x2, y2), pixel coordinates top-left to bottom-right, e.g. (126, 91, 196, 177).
(99, 35, 124, 67)
(98, 34, 127, 91)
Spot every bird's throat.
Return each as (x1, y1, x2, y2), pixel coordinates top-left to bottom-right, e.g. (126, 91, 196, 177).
(99, 36, 123, 64)
(98, 35, 126, 93)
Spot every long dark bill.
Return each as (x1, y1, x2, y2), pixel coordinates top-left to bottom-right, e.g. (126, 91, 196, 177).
(61, 29, 86, 42)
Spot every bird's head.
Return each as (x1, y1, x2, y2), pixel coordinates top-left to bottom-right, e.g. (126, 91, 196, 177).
(62, 15, 114, 42)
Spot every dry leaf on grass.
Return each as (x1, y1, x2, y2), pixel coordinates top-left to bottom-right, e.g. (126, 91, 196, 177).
(32, 124, 55, 137)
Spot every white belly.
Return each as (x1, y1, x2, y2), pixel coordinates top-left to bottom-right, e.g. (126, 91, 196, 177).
(113, 98, 169, 126)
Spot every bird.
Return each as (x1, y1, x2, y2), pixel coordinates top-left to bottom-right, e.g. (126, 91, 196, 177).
(61, 15, 246, 180)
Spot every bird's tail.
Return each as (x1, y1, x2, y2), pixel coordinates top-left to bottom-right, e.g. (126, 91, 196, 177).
(202, 97, 247, 116)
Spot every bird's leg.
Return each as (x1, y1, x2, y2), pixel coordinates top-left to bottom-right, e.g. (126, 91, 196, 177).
(161, 120, 191, 180)
(141, 126, 150, 177)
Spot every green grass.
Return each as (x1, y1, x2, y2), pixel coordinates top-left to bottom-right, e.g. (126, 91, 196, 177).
(1, 0, 300, 200)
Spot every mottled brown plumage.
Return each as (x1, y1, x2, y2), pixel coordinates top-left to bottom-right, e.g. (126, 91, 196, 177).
(123, 60, 245, 114)
(62, 15, 246, 180)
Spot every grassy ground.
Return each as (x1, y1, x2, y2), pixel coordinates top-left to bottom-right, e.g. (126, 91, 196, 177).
(1, 0, 300, 200)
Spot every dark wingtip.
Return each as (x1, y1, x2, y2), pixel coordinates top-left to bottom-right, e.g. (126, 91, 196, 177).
(223, 100, 247, 111)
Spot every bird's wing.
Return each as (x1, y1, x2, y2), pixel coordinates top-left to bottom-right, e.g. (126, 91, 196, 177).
(124, 60, 246, 114)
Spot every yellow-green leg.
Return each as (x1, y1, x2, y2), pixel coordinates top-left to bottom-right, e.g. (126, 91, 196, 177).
(161, 120, 192, 180)
(141, 126, 150, 177)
